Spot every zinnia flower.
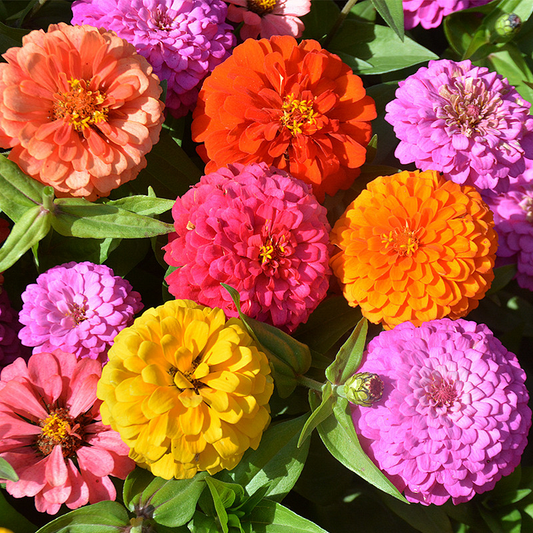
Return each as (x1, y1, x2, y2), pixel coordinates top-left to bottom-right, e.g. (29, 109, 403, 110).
(191, 35, 376, 202)
(351, 319, 531, 505)
(0, 289, 30, 370)
(18, 261, 143, 362)
(403, 0, 491, 30)
(163, 162, 331, 332)
(72, 0, 235, 119)
(385, 59, 533, 193)
(225, 0, 311, 40)
(97, 299, 274, 480)
(0, 23, 164, 200)
(482, 167, 533, 290)
(330, 170, 497, 329)
(0, 350, 134, 514)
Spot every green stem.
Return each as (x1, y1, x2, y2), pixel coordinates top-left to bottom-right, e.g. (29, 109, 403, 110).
(322, 0, 359, 49)
(296, 375, 324, 392)
(41, 186, 55, 214)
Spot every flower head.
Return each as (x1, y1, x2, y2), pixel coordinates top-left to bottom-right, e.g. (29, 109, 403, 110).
(0, 289, 31, 370)
(72, 0, 235, 119)
(351, 319, 531, 505)
(97, 299, 274, 479)
(330, 170, 497, 328)
(163, 163, 331, 332)
(18, 261, 143, 362)
(0, 23, 164, 200)
(225, 0, 311, 40)
(0, 350, 134, 514)
(385, 59, 533, 193)
(403, 0, 491, 30)
(191, 35, 376, 202)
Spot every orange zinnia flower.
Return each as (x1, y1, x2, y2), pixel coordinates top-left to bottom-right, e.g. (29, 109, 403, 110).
(0, 23, 164, 200)
(191, 35, 376, 201)
(330, 170, 497, 328)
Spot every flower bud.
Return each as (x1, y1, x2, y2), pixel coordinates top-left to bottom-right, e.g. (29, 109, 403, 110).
(495, 13, 521, 38)
(344, 372, 384, 406)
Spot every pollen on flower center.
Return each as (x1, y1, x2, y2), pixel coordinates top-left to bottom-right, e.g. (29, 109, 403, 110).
(247, 0, 277, 15)
(258, 231, 290, 270)
(36, 408, 84, 458)
(381, 224, 421, 256)
(153, 6, 174, 29)
(519, 194, 533, 222)
(426, 375, 458, 409)
(280, 93, 319, 136)
(53, 78, 109, 132)
(67, 302, 87, 326)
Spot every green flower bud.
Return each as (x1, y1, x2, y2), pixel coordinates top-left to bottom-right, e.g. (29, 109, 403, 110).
(495, 13, 521, 38)
(344, 372, 384, 407)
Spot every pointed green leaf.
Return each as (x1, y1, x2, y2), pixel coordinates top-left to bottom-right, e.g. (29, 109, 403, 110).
(205, 477, 246, 533)
(301, 0, 340, 41)
(0, 488, 36, 533)
(486, 264, 518, 295)
(311, 393, 408, 503)
(370, 0, 404, 40)
(0, 20, 29, 53)
(188, 511, 220, 533)
(298, 385, 334, 448)
(103, 195, 175, 217)
(0, 205, 51, 271)
(0, 456, 18, 481)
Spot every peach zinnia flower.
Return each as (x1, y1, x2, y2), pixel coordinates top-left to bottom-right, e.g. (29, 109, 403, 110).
(191, 35, 376, 202)
(0, 23, 164, 200)
(330, 170, 497, 328)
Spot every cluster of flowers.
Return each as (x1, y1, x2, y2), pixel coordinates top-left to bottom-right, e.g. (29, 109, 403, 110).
(0, 0, 531, 519)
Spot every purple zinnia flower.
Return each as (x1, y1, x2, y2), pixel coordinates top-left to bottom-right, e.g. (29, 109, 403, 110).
(403, 0, 491, 30)
(385, 59, 533, 193)
(163, 162, 332, 332)
(351, 319, 531, 506)
(0, 289, 30, 370)
(18, 262, 143, 363)
(71, 0, 235, 118)
(483, 166, 533, 290)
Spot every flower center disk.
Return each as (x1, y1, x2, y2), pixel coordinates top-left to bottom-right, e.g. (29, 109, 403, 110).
(36, 408, 85, 458)
(280, 94, 319, 136)
(247, 0, 277, 15)
(381, 224, 420, 256)
(426, 376, 457, 409)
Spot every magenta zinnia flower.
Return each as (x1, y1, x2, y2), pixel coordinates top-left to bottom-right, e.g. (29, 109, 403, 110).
(225, 0, 311, 40)
(71, 0, 235, 118)
(351, 319, 531, 506)
(18, 261, 143, 362)
(163, 162, 331, 332)
(403, 0, 491, 30)
(0, 350, 134, 514)
(385, 59, 533, 193)
(0, 289, 30, 370)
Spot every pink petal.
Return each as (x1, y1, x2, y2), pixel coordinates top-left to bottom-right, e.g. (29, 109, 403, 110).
(28, 351, 63, 405)
(77, 445, 114, 477)
(45, 444, 68, 487)
(65, 458, 89, 510)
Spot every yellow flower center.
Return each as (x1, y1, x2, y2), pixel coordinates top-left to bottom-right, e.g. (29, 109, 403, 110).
(36, 408, 85, 458)
(258, 231, 290, 269)
(53, 78, 109, 132)
(381, 224, 421, 256)
(247, 0, 277, 15)
(41, 412, 71, 442)
(280, 94, 319, 136)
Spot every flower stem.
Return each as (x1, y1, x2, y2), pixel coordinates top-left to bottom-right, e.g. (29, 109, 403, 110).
(323, 0, 359, 49)
(296, 375, 324, 392)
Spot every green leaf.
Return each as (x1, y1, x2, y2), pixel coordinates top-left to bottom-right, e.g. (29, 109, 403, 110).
(0, 205, 51, 271)
(370, 0, 404, 40)
(0, 155, 44, 222)
(301, 0, 340, 41)
(220, 414, 311, 502)
(123, 467, 208, 528)
(486, 264, 518, 295)
(311, 393, 407, 503)
(51, 198, 174, 239)
(328, 19, 438, 75)
(103, 195, 175, 217)
(0, 19, 29, 53)
(297, 385, 335, 448)
(0, 489, 36, 533)
(34, 501, 129, 533)
(205, 477, 246, 533)
(325, 318, 368, 386)
(188, 511, 220, 533)
(0, 457, 18, 481)
(242, 499, 328, 532)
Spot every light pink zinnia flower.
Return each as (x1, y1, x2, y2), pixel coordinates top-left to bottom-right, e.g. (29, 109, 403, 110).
(352, 319, 531, 505)
(225, 0, 310, 40)
(18, 261, 143, 363)
(0, 350, 134, 514)
(163, 162, 331, 332)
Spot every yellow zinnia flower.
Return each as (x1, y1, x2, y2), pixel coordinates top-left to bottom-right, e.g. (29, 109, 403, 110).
(97, 299, 274, 479)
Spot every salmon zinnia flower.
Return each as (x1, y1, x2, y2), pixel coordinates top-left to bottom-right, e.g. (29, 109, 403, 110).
(97, 299, 274, 480)
(0, 23, 164, 200)
(191, 35, 376, 201)
(330, 170, 497, 328)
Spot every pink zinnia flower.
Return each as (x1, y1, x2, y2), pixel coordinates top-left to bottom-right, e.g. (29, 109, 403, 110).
(352, 319, 531, 505)
(403, 0, 491, 30)
(0, 350, 134, 514)
(385, 59, 533, 193)
(18, 261, 143, 362)
(71, 0, 235, 118)
(225, 0, 311, 40)
(163, 162, 331, 332)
